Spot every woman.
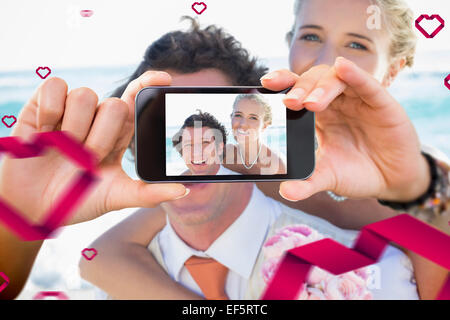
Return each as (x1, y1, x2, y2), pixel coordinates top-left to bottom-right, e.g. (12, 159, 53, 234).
(79, 0, 449, 300)
(264, 0, 429, 205)
(224, 94, 286, 175)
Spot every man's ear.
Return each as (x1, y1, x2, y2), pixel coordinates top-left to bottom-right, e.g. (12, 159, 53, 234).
(383, 58, 406, 87)
(217, 142, 225, 158)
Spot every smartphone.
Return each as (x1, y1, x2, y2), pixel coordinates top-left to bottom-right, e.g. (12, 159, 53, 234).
(135, 86, 315, 183)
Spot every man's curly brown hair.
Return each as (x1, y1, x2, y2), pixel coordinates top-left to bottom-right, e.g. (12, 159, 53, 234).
(111, 16, 268, 99)
(171, 110, 227, 157)
(111, 16, 268, 156)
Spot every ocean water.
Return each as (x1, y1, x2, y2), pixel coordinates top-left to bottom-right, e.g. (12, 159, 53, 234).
(388, 71, 450, 159)
(0, 65, 136, 137)
(1, 66, 449, 158)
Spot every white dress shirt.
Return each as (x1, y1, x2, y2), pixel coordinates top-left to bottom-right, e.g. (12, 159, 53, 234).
(158, 184, 279, 299)
(156, 184, 418, 300)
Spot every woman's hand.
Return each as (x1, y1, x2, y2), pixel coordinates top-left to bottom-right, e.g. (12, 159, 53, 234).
(0, 71, 188, 225)
(261, 57, 430, 202)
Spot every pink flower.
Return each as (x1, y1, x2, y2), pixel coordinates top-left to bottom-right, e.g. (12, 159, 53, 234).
(342, 271, 367, 289)
(261, 257, 280, 283)
(361, 292, 373, 300)
(264, 234, 283, 247)
(324, 274, 372, 300)
(354, 267, 370, 280)
(263, 224, 323, 260)
(338, 277, 360, 299)
(281, 225, 312, 236)
(307, 287, 327, 300)
(324, 278, 347, 300)
(307, 267, 331, 286)
(261, 224, 373, 300)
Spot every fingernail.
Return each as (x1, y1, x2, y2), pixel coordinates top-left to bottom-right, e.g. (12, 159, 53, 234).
(335, 56, 354, 70)
(260, 71, 279, 81)
(40, 125, 54, 132)
(335, 56, 349, 65)
(142, 73, 155, 82)
(279, 190, 298, 202)
(174, 188, 190, 200)
(285, 88, 306, 101)
(304, 88, 325, 104)
(156, 71, 170, 78)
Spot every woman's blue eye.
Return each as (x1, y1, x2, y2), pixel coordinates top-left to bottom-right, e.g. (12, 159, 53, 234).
(348, 42, 367, 50)
(300, 34, 321, 42)
(250, 116, 258, 120)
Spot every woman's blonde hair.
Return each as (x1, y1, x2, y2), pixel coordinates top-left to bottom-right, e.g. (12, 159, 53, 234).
(287, 0, 417, 67)
(232, 94, 272, 125)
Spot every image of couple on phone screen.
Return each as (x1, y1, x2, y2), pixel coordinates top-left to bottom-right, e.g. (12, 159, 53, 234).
(166, 93, 287, 176)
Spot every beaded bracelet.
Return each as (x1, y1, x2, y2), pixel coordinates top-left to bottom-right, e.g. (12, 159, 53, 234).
(327, 191, 347, 202)
(378, 152, 450, 229)
(408, 157, 450, 225)
(378, 153, 438, 211)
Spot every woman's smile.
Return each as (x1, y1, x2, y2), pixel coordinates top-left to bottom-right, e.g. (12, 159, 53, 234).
(236, 129, 250, 136)
(191, 159, 207, 165)
(231, 98, 269, 144)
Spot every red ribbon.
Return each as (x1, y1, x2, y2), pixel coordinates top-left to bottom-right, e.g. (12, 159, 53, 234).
(261, 214, 450, 300)
(0, 131, 98, 241)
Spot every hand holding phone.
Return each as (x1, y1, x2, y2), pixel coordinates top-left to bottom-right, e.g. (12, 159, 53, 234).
(261, 59, 431, 203)
(0, 74, 189, 226)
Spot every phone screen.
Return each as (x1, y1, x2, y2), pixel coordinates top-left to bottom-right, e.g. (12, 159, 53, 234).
(165, 93, 287, 176)
(135, 87, 315, 183)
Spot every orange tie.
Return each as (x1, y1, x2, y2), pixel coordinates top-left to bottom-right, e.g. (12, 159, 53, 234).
(184, 256, 229, 300)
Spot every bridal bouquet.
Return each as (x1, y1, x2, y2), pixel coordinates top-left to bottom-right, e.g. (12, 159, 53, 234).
(262, 224, 373, 300)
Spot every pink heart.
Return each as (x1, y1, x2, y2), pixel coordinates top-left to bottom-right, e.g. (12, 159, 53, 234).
(192, 2, 207, 15)
(35, 67, 51, 79)
(33, 291, 69, 300)
(0, 272, 9, 293)
(415, 14, 445, 38)
(445, 74, 450, 91)
(0, 131, 98, 241)
(1, 115, 17, 128)
(80, 10, 94, 18)
(81, 248, 98, 260)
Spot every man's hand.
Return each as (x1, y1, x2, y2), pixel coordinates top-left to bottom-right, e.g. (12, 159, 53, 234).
(261, 57, 430, 203)
(0, 71, 188, 299)
(0, 71, 188, 226)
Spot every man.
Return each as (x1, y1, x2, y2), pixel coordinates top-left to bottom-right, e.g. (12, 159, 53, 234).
(171, 110, 239, 176)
